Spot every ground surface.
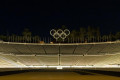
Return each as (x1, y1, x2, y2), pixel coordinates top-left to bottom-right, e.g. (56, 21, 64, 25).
(0, 70, 120, 80)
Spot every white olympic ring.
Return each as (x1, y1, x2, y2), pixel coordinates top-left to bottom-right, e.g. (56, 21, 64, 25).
(50, 29, 70, 40)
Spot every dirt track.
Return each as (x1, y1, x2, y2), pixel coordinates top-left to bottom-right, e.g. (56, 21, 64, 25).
(0, 71, 120, 80)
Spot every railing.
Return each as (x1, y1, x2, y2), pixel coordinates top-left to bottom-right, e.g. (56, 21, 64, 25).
(0, 36, 117, 43)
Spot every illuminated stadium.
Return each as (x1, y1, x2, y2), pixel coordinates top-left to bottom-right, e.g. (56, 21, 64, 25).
(0, 41, 120, 71)
(1, 1, 120, 79)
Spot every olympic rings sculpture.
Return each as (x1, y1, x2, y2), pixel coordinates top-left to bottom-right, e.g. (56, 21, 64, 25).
(50, 29, 70, 41)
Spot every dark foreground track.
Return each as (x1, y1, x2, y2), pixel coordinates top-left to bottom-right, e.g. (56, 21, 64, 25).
(0, 69, 120, 80)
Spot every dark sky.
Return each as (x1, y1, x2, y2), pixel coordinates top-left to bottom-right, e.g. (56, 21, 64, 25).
(0, 0, 120, 36)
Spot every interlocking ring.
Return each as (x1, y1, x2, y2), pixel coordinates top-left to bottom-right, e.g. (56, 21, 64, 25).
(50, 29, 56, 36)
(53, 32, 59, 40)
(64, 29, 70, 36)
(60, 32, 66, 40)
(50, 29, 70, 41)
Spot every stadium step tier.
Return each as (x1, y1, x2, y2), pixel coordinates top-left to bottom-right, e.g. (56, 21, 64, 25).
(0, 41, 120, 68)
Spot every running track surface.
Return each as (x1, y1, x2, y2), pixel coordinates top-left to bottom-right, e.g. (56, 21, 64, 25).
(0, 70, 120, 80)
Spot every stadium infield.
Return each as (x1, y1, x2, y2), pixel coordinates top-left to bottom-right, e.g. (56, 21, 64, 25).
(0, 70, 120, 80)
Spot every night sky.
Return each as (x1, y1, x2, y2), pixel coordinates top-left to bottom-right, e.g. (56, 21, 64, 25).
(0, 0, 120, 36)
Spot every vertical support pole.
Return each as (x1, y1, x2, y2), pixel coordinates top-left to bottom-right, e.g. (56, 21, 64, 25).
(58, 43, 60, 66)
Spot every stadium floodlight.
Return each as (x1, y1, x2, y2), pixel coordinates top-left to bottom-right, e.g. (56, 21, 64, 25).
(50, 29, 70, 42)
